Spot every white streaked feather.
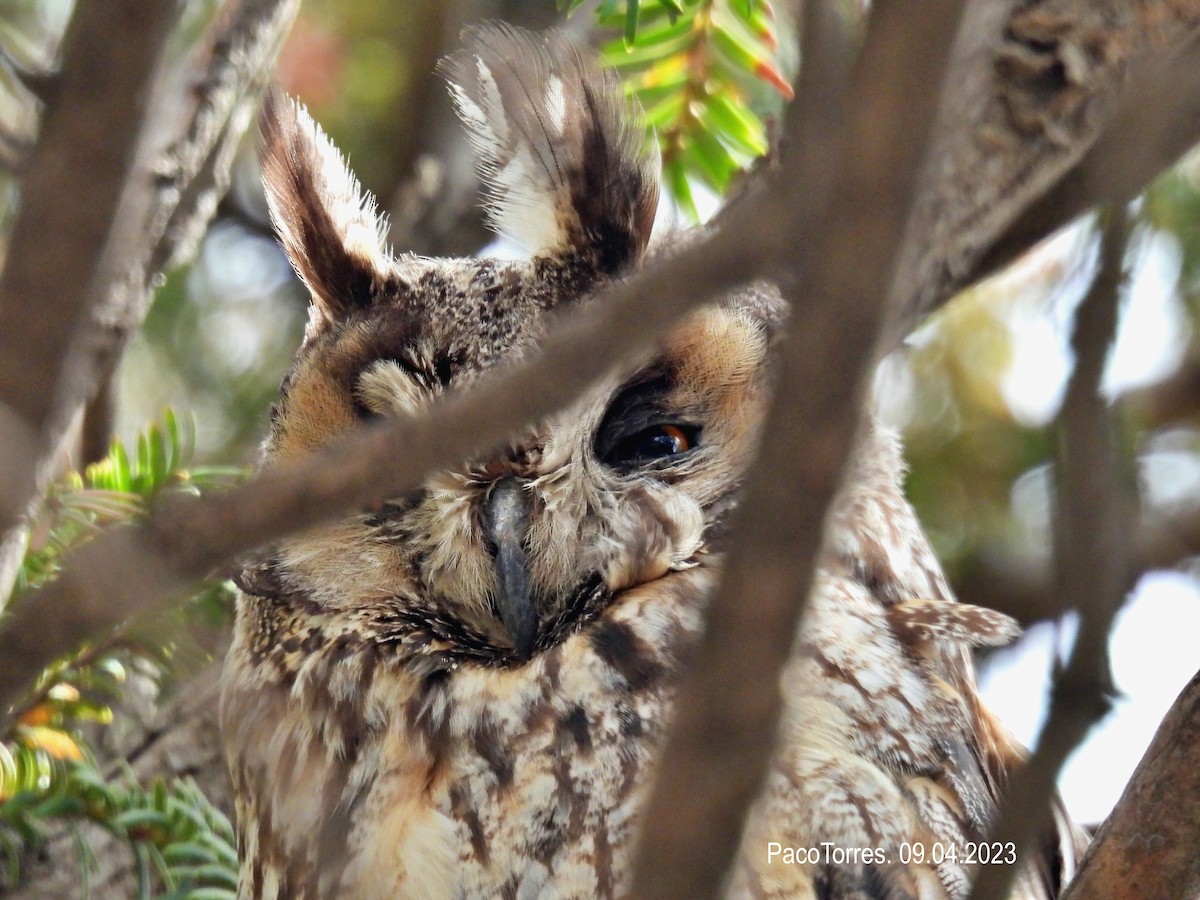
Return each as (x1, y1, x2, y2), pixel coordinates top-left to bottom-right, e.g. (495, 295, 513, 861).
(270, 99, 391, 265)
(440, 24, 659, 263)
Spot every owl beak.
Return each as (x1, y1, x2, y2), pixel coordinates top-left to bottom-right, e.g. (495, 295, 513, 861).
(485, 477, 537, 659)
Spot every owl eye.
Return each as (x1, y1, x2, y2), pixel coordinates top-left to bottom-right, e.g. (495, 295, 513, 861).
(605, 423, 700, 467)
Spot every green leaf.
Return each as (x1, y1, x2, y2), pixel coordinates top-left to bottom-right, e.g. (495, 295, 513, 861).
(665, 157, 700, 221)
(625, 0, 641, 47)
(700, 90, 767, 156)
(113, 808, 171, 833)
(604, 30, 694, 68)
(642, 91, 687, 130)
(172, 862, 238, 887)
(166, 795, 212, 833)
(161, 840, 217, 865)
(0, 742, 17, 795)
(688, 124, 740, 191)
(149, 424, 169, 491)
(660, 0, 684, 21)
(622, 8, 693, 48)
(134, 842, 153, 900)
(111, 442, 132, 493)
(30, 793, 83, 818)
(146, 841, 176, 890)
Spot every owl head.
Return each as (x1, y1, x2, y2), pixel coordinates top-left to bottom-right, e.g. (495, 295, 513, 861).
(252, 24, 780, 662)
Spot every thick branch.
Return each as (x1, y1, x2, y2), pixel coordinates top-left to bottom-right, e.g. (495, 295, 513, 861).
(890, 0, 1200, 337)
(0, 0, 299, 605)
(1060, 668, 1200, 899)
(971, 31, 1200, 292)
(0, 0, 178, 581)
(0, 1, 176, 448)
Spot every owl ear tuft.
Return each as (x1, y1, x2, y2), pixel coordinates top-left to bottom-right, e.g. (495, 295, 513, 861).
(440, 24, 660, 273)
(258, 92, 391, 326)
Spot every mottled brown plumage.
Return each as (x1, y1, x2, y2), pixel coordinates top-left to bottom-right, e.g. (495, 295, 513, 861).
(220, 24, 1084, 899)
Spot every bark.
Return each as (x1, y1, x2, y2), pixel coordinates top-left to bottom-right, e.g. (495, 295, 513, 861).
(632, 0, 965, 893)
(0, 0, 300, 606)
(890, 0, 1200, 337)
(1060, 668, 1200, 900)
(0, 0, 179, 606)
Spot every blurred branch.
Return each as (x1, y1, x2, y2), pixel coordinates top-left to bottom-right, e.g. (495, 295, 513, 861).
(956, 500, 1200, 626)
(1126, 355, 1200, 428)
(968, 210, 1135, 900)
(1060, 667, 1200, 900)
(632, 0, 968, 895)
(0, 0, 179, 601)
(0, 0, 299, 606)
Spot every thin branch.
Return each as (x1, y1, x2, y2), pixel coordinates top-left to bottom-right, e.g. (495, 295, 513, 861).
(1060, 667, 1200, 899)
(967, 211, 1135, 900)
(955, 499, 1200, 627)
(631, 0, 969, 895)
(1125, 355, 1200, 428)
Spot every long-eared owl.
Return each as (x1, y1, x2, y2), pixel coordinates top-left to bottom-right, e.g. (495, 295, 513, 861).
(220, 23, 1085, 900)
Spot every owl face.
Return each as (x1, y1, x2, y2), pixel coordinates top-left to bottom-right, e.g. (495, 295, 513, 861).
(264, 253, 772, 661)
(255, 26, 779, 663)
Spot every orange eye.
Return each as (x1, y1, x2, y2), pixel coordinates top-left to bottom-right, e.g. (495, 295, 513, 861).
(658, 425, 692, 453)
(609, 423, 700, 466)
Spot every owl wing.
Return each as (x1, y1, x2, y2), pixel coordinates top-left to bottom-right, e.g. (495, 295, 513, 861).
(728, 426, 1087, 899)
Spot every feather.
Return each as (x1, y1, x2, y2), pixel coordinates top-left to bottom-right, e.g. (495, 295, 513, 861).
(258, 91, 391, 325)
(440, 24, 660, 269)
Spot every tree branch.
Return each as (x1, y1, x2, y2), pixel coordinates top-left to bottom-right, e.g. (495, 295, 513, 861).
(969, 29, 1200, 295)
(967, 211, 1135, 900)
(889, 0, 1200, 338)
(954, 498, 1200, 628)
(0, 0, 179, 594)
(1060, 667, 1200, 899)
(0, 0, 299, 605)
(631, 0, 970, 895)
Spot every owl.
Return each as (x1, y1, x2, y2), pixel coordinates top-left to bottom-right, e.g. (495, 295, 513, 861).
(219, 23, 1085, 900)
